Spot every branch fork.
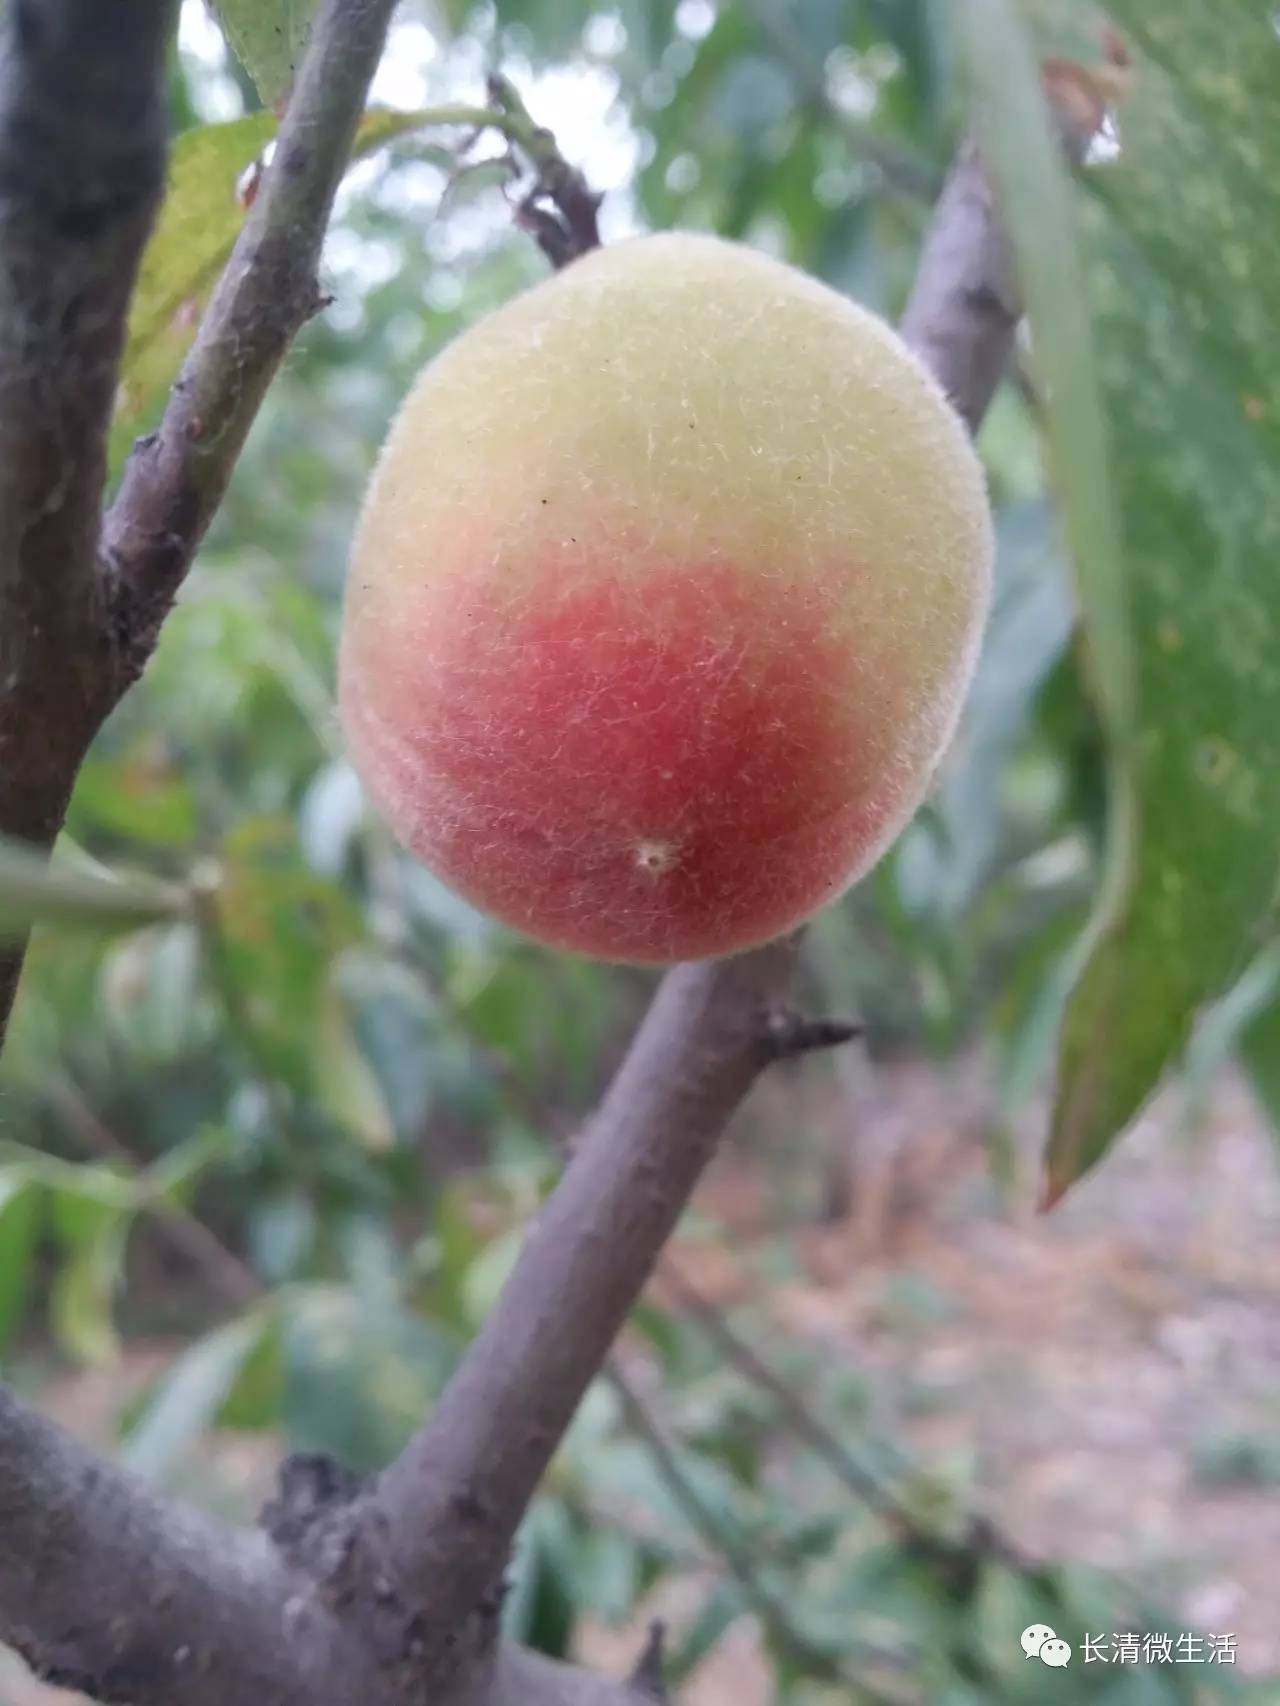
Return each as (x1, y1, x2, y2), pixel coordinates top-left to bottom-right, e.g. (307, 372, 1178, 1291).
(0, 0, 1034, 1697)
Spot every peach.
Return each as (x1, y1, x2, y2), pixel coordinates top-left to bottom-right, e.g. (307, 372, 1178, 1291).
(339, 233, 992, 963)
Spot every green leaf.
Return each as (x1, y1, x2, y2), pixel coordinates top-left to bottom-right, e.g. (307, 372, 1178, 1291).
(965, 2, 1280, 1195)
(667, 1580, 745, 1682)
(122, 1310, 277, 1481)
(280, 1286, 454, 1471)
(944, 11, 1135, 1146)
(49, 1196, 129, 1365)
(0, 1171, 41, 1358)
(111, 113, 276, 472)
(72, 749, 200, 849)
(247, 1190, 317, 1284)
(101, 923, 205, 1064)
(504, 1502, 577, 1657)
(314, 986, 395, 1150)
(954, 1, 1132, 738)
(112, 107, 464, 472)
(218, 1310, 286, 1430)
(1041, 5, 1280, 1193)
(0, 834, 190, 940)
(574, 1527, 642, 1623)
(212, 0, 320, 107)
(461, 1226, 524, 1329)
(144, 1123, 236, 1208)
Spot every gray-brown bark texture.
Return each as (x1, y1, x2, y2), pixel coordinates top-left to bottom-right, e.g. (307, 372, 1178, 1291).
(0, 0, 171, 1026)
(0, 0, 1039, 1699)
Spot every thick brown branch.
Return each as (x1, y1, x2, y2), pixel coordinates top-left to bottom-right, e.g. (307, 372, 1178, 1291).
(0, 1386, 382, 1706)
(0, 0, 172, 1031)
(101, 0, 398, 679)
(372, 940, 817, 1669)
(0, 1383, 649, 1706)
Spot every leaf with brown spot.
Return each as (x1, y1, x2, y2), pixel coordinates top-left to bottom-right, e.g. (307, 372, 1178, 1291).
(975, 1, 1280, 1197)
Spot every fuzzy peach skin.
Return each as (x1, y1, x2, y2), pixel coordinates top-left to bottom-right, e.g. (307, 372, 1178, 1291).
(339, 233, 993, 963)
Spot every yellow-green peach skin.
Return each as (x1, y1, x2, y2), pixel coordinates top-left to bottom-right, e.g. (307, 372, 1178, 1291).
(340, 232, 993, 963)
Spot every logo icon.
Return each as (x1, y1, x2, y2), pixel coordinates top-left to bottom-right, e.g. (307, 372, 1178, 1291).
(1022, 1625, 1073, 1667)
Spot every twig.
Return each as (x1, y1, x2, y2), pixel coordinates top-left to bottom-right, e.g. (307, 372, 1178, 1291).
(47, 1078, 261, 1310)
(101, 0, 398, 680)
(0, 1385, 378, 1706)
(659, 1259, 1036, 1580)
(370, 940, 855, 1670)
(0, 0, 173, 1038)
(487, 72, 601, 268)
(606, 1361, 912, 1702)
(763, 1010, 862, 1059)
(659, 1260, 906, 1519)
(606, 1360, 843, 1686)
(628, 1621, 670, 1701)
(897, 138, 1021, 433)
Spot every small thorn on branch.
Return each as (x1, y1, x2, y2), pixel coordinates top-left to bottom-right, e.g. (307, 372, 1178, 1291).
(761, 1008, 863, 1060)
(305, 286, 336, 322)
(628, 1620, 670, 1699)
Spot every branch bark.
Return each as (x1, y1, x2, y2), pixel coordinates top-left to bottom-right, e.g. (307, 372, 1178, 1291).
(0, 0, 172, 1030)
(0, 0, 399, 1047)
(0, 42, 1034, 1706)
(371, 940, 815, 1672)
(898, 137, 1020, 434)
(0, 1386, 383, 1706)
(0, 1386, 662, 1706)
(101, 0, 399, 678)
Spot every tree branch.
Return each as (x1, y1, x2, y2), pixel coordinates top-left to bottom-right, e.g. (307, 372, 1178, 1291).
(101, 0, 399, 679)
(49, 1077, 261, 1309)
(658, 1258, 1036, 1581)
(606, 1359, 848, 1691)
(366, 106, 1030, 1673)
(0, 46, 1035, 1706)
(0, 0, 398, 1048)
(0, 1382, 655, 1706)
(0, 0, 172, 1031)
(370, 940, 855, 1668)
(897, 137, 1021, 434)
(0, 1386, 382, 1706)
(898, 94, 1099, 432)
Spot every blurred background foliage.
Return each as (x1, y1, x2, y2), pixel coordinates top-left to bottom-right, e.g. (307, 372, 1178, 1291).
(0, 1, 1275, 1701)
